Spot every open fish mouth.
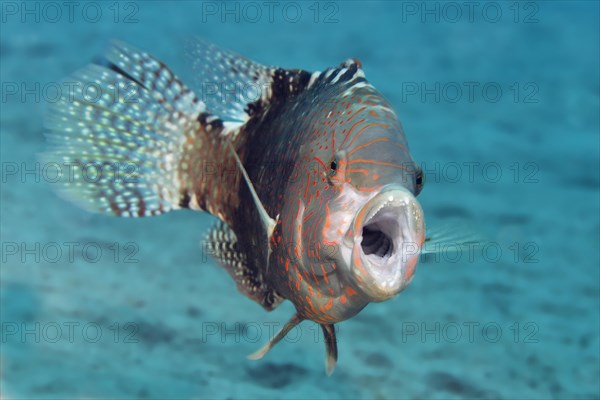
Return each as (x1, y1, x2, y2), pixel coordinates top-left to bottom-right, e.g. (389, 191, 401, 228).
(361, 201, 405, 264)
(349, 186, 425, 301)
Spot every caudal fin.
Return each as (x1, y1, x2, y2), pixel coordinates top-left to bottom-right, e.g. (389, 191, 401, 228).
(43, 41, 235, 217)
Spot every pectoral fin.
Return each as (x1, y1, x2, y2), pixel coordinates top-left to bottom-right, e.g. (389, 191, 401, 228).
(226, 141, 277, 240)
(247, 315, 339, 376)
(226, 141, 278, 275)
(247, 313, 303, 360)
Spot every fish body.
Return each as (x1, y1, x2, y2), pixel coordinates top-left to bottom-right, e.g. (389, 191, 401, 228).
(44, 40, 426, 373)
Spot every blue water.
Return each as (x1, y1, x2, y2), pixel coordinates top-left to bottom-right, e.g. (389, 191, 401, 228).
(1, 1, 598, 398)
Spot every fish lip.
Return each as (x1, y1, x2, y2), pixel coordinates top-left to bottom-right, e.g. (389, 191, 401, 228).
(346, 185, 425, 301)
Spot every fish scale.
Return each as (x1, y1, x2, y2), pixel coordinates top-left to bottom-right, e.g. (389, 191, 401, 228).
(45, 39, 426, 375)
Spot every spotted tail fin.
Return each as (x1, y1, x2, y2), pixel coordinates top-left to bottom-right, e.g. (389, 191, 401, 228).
(43, 41, 239, 218)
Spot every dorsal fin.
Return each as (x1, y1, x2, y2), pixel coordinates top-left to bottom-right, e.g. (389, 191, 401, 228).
(206, 221, 283, 310)
(185, 38, 274, 122)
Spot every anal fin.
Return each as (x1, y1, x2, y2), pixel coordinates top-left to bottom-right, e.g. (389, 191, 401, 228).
(321, 324, 338, 375)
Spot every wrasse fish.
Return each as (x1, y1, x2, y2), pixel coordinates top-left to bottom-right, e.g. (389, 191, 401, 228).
(44, 40, 426, 374)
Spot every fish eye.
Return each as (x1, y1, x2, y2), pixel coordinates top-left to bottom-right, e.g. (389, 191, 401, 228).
(415, 168, 424, 195)
(327, 152, 345, 186)
(329, 158, 338, 176)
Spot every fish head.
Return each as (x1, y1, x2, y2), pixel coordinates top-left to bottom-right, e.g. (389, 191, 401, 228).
(298, 84, 426, 306)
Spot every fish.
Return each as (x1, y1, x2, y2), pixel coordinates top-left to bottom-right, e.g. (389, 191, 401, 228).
(44, 39, 426, 374)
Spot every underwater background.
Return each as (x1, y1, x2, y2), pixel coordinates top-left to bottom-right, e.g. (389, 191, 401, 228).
(1, 1, 598, 399)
